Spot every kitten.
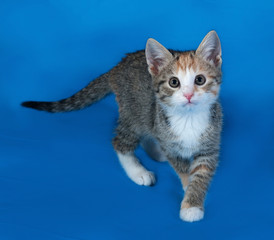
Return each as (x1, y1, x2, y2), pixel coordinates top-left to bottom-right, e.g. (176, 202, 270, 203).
(22, 31, 222, 222)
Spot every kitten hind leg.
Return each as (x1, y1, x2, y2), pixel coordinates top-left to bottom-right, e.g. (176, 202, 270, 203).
(141, 136, 167, 162)
(113, 129, 156, 186)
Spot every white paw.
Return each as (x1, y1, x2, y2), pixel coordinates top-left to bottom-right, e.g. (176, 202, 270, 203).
(131, 170, 156, 186)
(117, 152, 156, 186)
(180, 207, 204, 222)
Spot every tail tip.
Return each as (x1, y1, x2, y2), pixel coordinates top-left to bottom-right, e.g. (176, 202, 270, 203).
(21, 101, 39, 109)
(21, 101, 48, 112)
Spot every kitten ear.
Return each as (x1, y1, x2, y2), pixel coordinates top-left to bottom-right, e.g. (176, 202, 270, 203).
(196, 31, 222, 68)
(145, 38, 173, 76)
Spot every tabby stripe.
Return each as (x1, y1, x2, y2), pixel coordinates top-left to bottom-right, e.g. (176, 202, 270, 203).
(160, 95, 167, 101)
(156, 80, 166, 93)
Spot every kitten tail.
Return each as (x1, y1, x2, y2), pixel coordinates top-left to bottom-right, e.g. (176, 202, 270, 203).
(21, 74, 111, 113)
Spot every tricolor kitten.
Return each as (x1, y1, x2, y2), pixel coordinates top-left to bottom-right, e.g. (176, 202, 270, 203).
(22, 31, 222, 222)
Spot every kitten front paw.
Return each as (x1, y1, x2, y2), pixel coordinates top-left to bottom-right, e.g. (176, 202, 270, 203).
(131, 170, 156, 186)
(180, 207, 204, 222)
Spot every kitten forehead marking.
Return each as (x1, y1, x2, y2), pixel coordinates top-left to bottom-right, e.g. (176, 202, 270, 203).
(176, 52, 197, 72)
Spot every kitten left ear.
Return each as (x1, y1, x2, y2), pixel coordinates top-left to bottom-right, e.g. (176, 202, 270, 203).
(145, 38, 173, 76)
(196, 31, 222, 68)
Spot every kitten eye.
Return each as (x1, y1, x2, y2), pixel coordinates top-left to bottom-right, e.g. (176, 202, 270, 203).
(194, 75, 206, 86)
(169, 77, 180, 88)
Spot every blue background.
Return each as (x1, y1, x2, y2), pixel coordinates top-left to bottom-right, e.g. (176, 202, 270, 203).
(1, 0, 274, 239)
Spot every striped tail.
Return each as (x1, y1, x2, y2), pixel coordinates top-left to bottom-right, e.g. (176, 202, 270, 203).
(21, 74, 111, 113)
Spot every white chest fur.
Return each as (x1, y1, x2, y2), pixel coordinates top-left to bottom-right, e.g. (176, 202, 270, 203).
(167, 106, 210, 158)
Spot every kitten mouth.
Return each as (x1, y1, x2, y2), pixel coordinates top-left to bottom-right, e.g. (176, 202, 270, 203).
(184, 102, 196, 106)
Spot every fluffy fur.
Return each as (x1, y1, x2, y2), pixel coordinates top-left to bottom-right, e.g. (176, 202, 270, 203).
(22, 31, 223, 222)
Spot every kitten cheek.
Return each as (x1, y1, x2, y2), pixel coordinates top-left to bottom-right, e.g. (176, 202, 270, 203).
(174, 93, 189, 105)
(211, 89, 219, 97)
(196, 92, 203, 97)
(195, 93, 210, 103)
(210, 85, 220, 97)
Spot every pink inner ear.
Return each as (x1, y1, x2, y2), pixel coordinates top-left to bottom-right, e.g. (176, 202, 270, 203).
(150, 66, 158, 75)
(149, 58, 164, 75)
(214, 55, 222, 67)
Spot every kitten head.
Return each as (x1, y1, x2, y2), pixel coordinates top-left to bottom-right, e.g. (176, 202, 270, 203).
(145, 31, 222, 112)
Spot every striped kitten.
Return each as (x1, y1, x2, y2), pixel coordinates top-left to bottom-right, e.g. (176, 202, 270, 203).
(22, 31, 222, 222)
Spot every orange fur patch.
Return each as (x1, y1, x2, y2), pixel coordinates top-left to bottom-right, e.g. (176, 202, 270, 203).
(190, 165, 211, 175)
(176, 52, 197, 73)
(181, 201, 191, 209)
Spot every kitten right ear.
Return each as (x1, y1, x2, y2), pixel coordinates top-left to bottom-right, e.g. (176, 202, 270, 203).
(196, 31, 222, 68)
(145, 38, 173, 76)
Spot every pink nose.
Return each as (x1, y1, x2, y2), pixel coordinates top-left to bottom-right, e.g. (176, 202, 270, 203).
(184, 93, 194, 102)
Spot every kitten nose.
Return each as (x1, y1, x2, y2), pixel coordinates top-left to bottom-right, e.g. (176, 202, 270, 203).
(184, 93, 194, 102)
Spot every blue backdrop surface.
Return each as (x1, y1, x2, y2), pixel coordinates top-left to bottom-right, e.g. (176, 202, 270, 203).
(1, 0, 274, 239)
